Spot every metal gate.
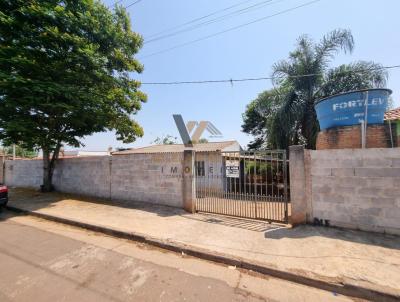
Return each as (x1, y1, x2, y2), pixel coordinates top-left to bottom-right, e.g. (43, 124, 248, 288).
(194, 150, 289, 223)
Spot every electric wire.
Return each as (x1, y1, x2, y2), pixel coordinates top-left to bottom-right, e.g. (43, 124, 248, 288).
(125, 0, 143, 9)
(144, 0, 286, 44)
(80, 64, 400, 102)
(145, 0, 256, 39)
(140, 0, 321, 59)
(139, 64, 400, 85)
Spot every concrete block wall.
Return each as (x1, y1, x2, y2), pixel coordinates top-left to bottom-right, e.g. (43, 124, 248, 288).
(4, 152, 186, 208)
(53, 157, 111, 199)
(111, 153, 184, 208)
(308, 148, 400, 235)
(5, 159, 43, 188)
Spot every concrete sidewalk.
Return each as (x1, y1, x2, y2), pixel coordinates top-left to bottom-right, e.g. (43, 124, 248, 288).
(6, 188, 400, 300)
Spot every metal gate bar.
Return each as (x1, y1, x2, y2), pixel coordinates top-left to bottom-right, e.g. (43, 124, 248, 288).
(194, 150, 290, 223)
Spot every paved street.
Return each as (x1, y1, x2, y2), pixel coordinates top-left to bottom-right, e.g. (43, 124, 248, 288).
(0, 211, 353, 302)
(8, 187, 400, 297)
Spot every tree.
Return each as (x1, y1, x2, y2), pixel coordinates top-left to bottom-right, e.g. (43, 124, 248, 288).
(151, 135, 178, 145)
(242, 87, 297, 150)
(0, 1, 146, 191)
(242, 29, 387, 150)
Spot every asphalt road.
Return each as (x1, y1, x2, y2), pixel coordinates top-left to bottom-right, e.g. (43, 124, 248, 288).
(0, 211, 353, 302)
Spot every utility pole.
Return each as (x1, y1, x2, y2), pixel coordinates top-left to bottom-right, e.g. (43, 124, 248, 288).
(362, 91, 369, 149)
(361, 120, 365, 148)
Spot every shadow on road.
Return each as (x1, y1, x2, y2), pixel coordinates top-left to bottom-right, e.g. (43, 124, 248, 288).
(181, 212, 284, 232)
(7, 187, 182, 218)
(6, 188, 400, 251)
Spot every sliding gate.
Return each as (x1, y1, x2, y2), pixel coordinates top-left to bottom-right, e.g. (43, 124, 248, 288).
(194, 150, 289, 223)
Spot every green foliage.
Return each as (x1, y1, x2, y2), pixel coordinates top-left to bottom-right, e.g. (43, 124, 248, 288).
(0, 0, 146, 190)
(242, 29, 388, 150)
(242, 86, 298, 150)
(1, 144, 38, 158)
(321, 61, 388, 97)
(244, 161, 273, 175)
(151, 135, 178, 145)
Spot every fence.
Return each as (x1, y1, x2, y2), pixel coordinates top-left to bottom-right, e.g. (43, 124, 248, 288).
(4, 152, 184, 208)
(194, 150, 290, 223)
(4, 146, 399, 234)
(290, 146, 400, 235)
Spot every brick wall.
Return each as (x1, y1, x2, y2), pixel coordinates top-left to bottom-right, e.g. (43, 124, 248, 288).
(316, 124, 394, 150)
(4, 152, 186, 208)
(307, 148, 400, 235)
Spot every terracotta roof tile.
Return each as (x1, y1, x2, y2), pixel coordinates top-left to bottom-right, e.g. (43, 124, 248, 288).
(384, 107, 400, 121)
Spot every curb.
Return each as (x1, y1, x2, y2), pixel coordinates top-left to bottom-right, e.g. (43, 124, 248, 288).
(6, 205, 399, 302)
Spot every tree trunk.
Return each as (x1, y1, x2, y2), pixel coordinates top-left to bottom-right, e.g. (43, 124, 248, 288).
(41, 143, 61, 192)
(42, 149, 52, 192)
(302, 100, 319, 150)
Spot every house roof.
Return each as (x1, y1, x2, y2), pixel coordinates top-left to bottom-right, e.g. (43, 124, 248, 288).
(112, 141, 240, 155)
(384, 107, 400, 121)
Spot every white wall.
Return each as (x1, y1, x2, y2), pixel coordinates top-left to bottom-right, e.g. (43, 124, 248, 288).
(195, 152, 224, 193)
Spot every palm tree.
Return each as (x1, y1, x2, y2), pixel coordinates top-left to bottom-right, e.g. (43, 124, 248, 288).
(243, 29, 388, 150)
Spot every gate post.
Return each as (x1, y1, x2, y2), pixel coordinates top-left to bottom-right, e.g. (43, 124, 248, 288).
(289, 145, 308, 225)
(183, 149, 196, 213)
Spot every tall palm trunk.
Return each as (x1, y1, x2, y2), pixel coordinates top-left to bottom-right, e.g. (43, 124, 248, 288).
(301, 98, 318, 149)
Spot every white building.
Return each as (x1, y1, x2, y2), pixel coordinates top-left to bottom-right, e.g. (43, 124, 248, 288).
(61, 150, 111, 157)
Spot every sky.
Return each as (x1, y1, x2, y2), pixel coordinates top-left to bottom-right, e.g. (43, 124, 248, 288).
(76, 0, 400, 151)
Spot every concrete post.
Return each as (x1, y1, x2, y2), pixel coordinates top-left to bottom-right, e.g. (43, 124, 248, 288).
(396, 121, 400, 147)
(182, 150, 195, 213)
(0, 156, 4, 184)
(289, 145, 308, 225)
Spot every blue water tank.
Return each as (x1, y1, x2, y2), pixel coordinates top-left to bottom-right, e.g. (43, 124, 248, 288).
(315, 89, 392, 130)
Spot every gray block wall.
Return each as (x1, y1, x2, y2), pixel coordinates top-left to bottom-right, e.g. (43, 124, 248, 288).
(111, 153, 184, 208)
(5, 159, 43, 188)
(53, 157, 111, 198)
(309, 148, 400, 234)
(4, 152, 185, 208)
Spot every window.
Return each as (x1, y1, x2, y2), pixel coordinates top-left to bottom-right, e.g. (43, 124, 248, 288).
(195, 161, 205, 176)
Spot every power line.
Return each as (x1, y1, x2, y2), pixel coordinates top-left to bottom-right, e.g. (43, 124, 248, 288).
(108, 0, 142, 9)
(81, 65, 399, 103)
(139, 64, 400, 85)
(145, 0, 256, 40)
(124, 0, 143, 9)
(145, 0, 286, 45)
(145, 0, 276, 43)
(139, 0, 321, 59)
